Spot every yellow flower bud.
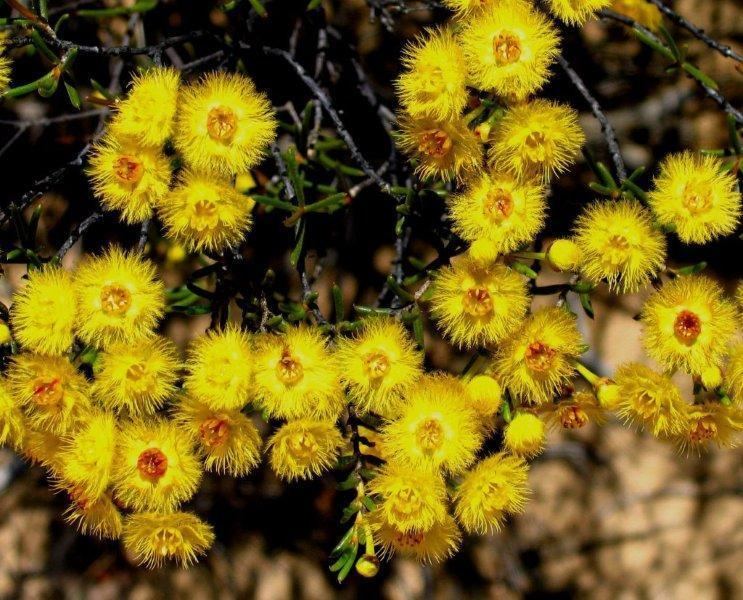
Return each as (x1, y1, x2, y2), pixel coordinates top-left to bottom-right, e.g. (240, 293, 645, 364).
(468, 239, 499, 264)
(0, 321, 11, 345)
(504, 412, 545, 458)
(166, 243, 188, 264)
(547, 238, 582, 272)
(701, 365, 722, 390)
(466, 375, 503, 417)
(474, 122, 492, 143)
(355, 554, 380, 578)
(596, 379, 620, 410)
(234, 172, 256, 193)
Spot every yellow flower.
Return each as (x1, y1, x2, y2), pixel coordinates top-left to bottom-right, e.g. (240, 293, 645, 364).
(174, 396, 262, 477)
(253, 326, 344, 420)
(112, 418, 202, 512)
(641, 276, 737, 375)
(458, 0, 560, 99)
(158, 170, 254, 252)
(174, 72, 277, 176)
(0, 321, 11, 345)
(611, 0, 662, 31)
(383, 374, 483, 474)
(93, 335, 179, 415)
(368, 462, 447, 533)
(396, 28, 468, 121)
(614, 363, 689, 437)
(122, 511, 215, 568)
(430, 258, 530, 348)
(648, 152, 741, 244)
(11, 265, 76, 355)
(88, 133, 171, 224)
(373, 513, 461, 564)
(9, 353, 91, 435)
(489, 100, 585, 181)
(0, 378, 24, 448)
(448, 172, 546, 256)
(267, 418, 342, 481)
(73, 247, 165, 348)
(0, 36, 11, 94)
(185, 326, 252, 411)
(544, 390, 605, 430)
(726, 343, 743, 405)
(440, 0, 499, 17)
(109, 67, 180, 147)
(465, 374, 503, 418)
(493, 307, 584, 404)
(336, 317, 423, 416)
(453, 452, 529, 534)
(59, 411, 117, 501)
(19, 427, 66, 474)
(503, 412, 546, 457)
(573, 199, 666, 293)
(546, 238, 582, 272)
(397, 114, 482, 182)
(673, 402, 743, 453)
(64, 490, 123, 540)
(546, 0, 611, 25)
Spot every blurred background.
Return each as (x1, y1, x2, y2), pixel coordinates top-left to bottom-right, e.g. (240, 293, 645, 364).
(0, 0, 742, 597)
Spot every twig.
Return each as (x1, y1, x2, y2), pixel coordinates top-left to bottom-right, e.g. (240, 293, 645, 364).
(54, 211, 103, 260)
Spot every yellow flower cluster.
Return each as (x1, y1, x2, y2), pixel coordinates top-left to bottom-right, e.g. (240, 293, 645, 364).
(89, 67, 276, 252)
(0, 32, 11, 94)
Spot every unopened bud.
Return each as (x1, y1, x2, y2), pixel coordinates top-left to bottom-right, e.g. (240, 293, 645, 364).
(596, 378, 620, 410)
(468, 239, 498, 264)
(546, 239, 582, 272)
(466, 375, 503, 417)
(0, 322, 11, 345)
(355, 554, 380, 578)
(700, 365, 722, 390)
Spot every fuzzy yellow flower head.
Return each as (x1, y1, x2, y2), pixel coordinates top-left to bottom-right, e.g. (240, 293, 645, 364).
(611, 0, 663, 31)
(336, 317, 422, 417)
(504, 412, 546, 457)
(465, 374, 503, 418)
(94, 335, 179, 415)
(459, 0, 560, 99)
(112, 419, 202, 512)
(430, 258, 530, 348)
(674, 402, 743, 453)
(59, 411, 117, 502)
(185, 326, 252, 411)
(88, 134, 171, 224)
(546, 0, 611, 25)
(493, 307, 584, 404)
(267, 419, 342, 481)
(158, 170, 253, 252)
(383, 374, 483, 474)
(545, 391, 605, 430)
(648, 152, 741, 244)
(0, 378, 24, 448)
(397, 114, 482, 182)
(448, 172, 546, 256)
(11, 265, 76, 355)
(73, 247, 165, 348)
(641, 276, 737, 375)
(440, 0, 499, 17)
(0, 34, 11, 94)
(19, 427, 66, 474)
(175, 72, 277, 176)
(110, 67, 180, 147)
(726, 344, 743, 406)
(453, 452, 529, 534)
(489, 100, 585, 181)
(123, 512, 215, 568)
(175, 396, 262, 477)
(614, 363, 688, 437)
(373, 513, 461, 564)
(64, 491, 123, 540)
(396, 28, 468, 121)
(369, 462, 447, 533)
(573, 199, 666, 293)
(10, 353, 91, 436)
(254, 326, 344, 420)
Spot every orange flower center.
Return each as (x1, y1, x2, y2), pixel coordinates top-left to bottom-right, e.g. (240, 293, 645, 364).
(559, 405, 589, 429)
(604, 234, 630, 266)
(100, 284, 132, 316)
(493, 31, 522, 65)
(199, 417, 231, 449)
(394, 530, 425, 548)
(287, 432, 318, 460)
(190, 199, 219, 231)
(32, 377, 63, 406)
(462, 287, 494, 317)
(682, 185, 712, 214)
(152, 528, 183, 557)
(113, 155, 144, 184)
(137, 447, 168, 480)
(363, 350, 390, 380)
(418, 129, 452, 158)
(484, 188, 514, 221)
(126, 362, 147, 382)
(206, 106, 238, 141)
(416, 418, 444, 452)
(673, 309, 701, 345)
(276, 348, 304, 385)
(524, 341, 557, 372)
(689, 417, 717, 443)
(391, 487, 423, 517)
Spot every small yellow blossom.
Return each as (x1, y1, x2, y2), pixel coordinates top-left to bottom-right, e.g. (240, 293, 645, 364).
(546, 0, 611, 25)
(641, 276, 737, 375)
(267, 419, 343, 481)
(546, 239, 582, 272)
(430, 258, 530, 348)
(0, 322, 11, 345)
(611, 0, 663, 31)
(544, 391, 605, 430)
(373, 513, 461, 564)
(0, 378, 24, 448)
(726, 344, 743, 405)
(64, 491, 123, 540)
(503, 412, 546, 457)
(0, 33, 11, 93)
(573, 199, 666, 293)
(21, 427, 66, 475)
(11, 266, 76, 355)
(465, 374, 503, 418)
(673, 402, 743, 453)
(440, 0, 499, 17)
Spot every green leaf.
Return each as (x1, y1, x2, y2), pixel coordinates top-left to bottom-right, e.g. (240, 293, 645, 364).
(64, 81, 81, 109)
(510, 261, 538, 279)
(332, 284, 345, 323)
(290, 220, 306, 267)
(579, 293, 594, 319)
